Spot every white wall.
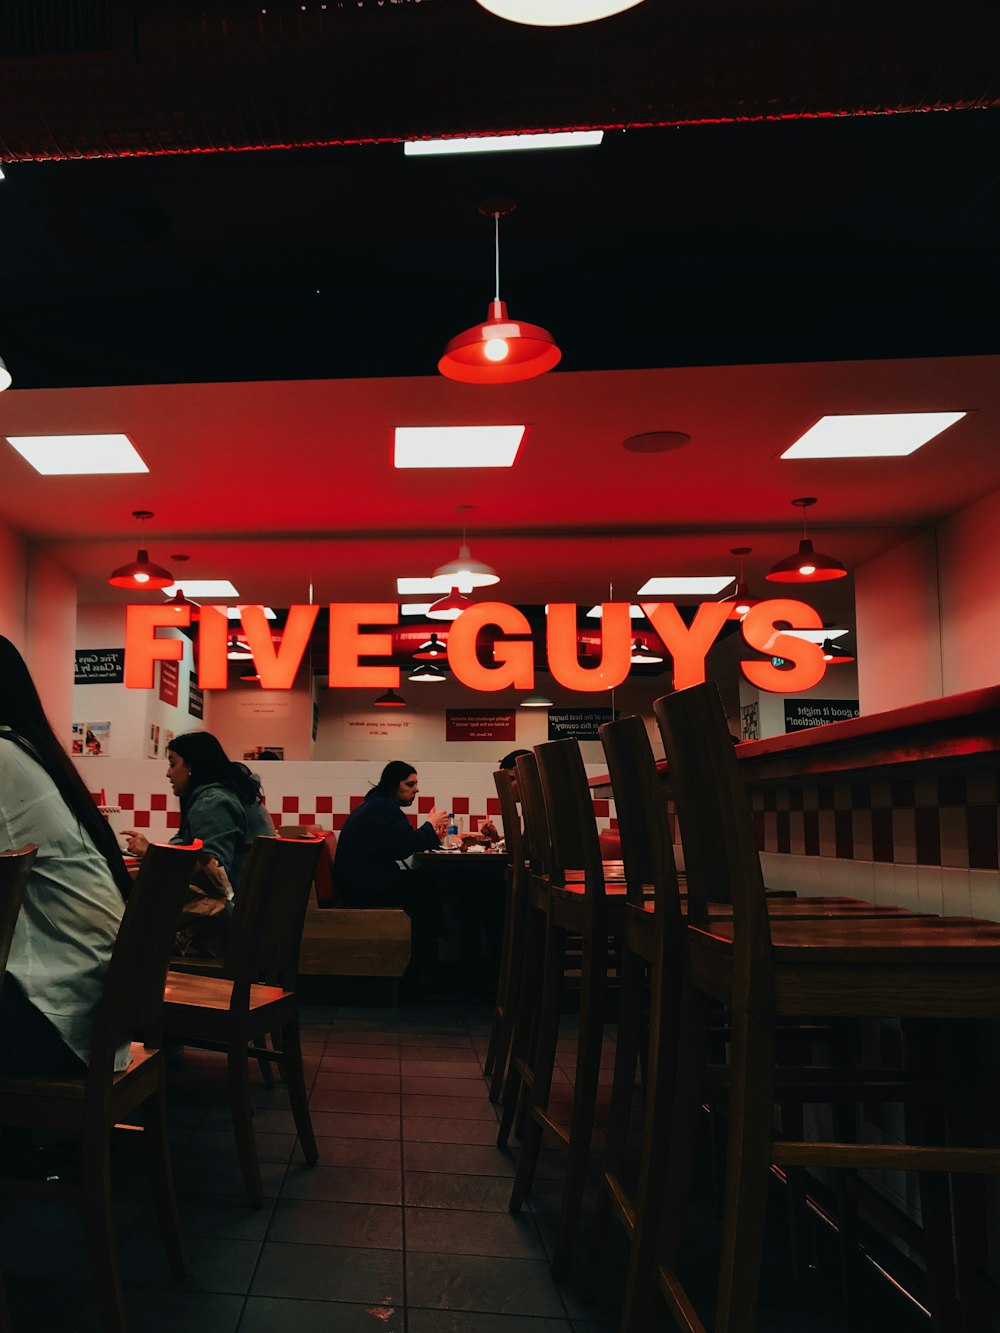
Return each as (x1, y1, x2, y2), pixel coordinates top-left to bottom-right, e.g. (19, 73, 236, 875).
(0, 519, 27, 650)
(26, 548, 78, 744)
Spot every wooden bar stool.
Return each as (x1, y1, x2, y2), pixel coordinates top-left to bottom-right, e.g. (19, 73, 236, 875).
(622, 682, 1000, 1333)
(482, 768, 527, 1103)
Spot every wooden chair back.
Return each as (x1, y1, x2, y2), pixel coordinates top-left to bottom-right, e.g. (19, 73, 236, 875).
(230, 834, 325, 998)
(515, 750, 551, 877)
(653, 683, 773, 1007)
(0, 845, 36, 981)
(492, 769, 523, 870)
(599, 714, 683, 927)
(533, 738, 608, 933)
(87, 840, 202, 1085)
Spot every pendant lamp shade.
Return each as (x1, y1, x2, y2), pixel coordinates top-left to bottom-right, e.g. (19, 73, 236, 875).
(822, 637, 856, 663)
(0, 357, 11, 392)
(413, 633, 447, 660)
(427, 589, 472, 621)
(108, 548, 174, 591)
(476, 0, 646, 24)
(766, 499, 847, 583)
(630, 639, 664, 664)
(227, 637, 254, 660)
(409, 662, 447, 683)
(520, 692, 553, 708)
(433, 542, 499, 590)
(374, 689, 407, 708)
(163, 588, 200, 619)
(439, 299, 561, 385)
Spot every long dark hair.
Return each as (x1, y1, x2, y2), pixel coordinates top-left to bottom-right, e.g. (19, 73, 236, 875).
(0, 636, 131, 898)
(168, 732, 264, 811)
(368, 760, 417, 801)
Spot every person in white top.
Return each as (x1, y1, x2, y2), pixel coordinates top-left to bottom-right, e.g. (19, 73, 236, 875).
(0, 636, 130, 1076)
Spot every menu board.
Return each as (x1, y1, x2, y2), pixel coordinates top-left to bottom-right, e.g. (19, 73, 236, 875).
(783, 699, 859, 731)
(74, 648, 124, 685)
(547, 708, 615, 741)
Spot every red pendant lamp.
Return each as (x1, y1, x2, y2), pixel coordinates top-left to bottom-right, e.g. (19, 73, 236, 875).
(476, 0, 647, 23)
(822, 636, 856, 663)
(427, 588, 472, 621)
(766, 498, 847, 583)
(413, 632, 447, 660)
(719, 546, 761, 619)
(374, 689, 407, 708)
(439, 199, 560, 385)
(161, 554, 200, 619)
(107, 510, 174, 590)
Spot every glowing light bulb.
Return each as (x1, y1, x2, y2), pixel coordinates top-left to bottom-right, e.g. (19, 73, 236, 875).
(798, 563, 816, 577)
(134, 571, 149, 584)
(735, 601, 751, 616)
(484, 338, 509, 362)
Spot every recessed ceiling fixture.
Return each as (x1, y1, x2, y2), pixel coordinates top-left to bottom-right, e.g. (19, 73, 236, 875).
(432, 505, 499, 592)
(162, 579, 239, 598)
(630, 639, 664, 664)
(7, 432, 147, 475)
(405, 131, 603, 156)
(622, 430, 691, 454)
(409, 662, 448, 683)
(394, 425, 526, 469)
(228, 606, 276, 621)
(107, 511, 173, 591)
(780, 411, 966, 459)
(766, 498, 847, 583)
(476, 0, 646, 24)
(718, 548, 760, 621)
(413, 633, 447, 660)
(520, 692, 554, 708)
(439, 198, 560, 385)
(427, 589, 472, 621)
(637, 575, 735, 596)
(374, 689, 407, 708)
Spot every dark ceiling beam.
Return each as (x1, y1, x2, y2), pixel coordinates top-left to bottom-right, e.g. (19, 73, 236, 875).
(0, 0, 996, 162)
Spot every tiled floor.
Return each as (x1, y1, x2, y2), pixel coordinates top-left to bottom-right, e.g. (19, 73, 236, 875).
(1, 1002, 931, 1332)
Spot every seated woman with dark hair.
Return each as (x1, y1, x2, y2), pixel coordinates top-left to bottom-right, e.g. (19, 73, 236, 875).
(0, 636, 131, 1076)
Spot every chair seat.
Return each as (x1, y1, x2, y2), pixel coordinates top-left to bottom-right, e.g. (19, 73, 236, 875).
(0, 1045, 160, 1103)
(164, 970, 288, 1011)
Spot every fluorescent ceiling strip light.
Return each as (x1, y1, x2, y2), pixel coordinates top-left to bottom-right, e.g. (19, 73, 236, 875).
(405, 131, 603, 157)
(163, 580, 239, 598)
(397, 576, 462, 595)
(227, 606, 276, 620)
(6, 433, 148, 475)
(394, 425, 526, 469)
(585, 604, 645, 619)
(637, 575, 734, 596)
(401, 603, 434, 616)
(780, 411, 966, 459)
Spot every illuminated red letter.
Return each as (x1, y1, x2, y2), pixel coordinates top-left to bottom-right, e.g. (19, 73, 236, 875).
(641, 602, 732, 690)
(238, 603, 318, 689)
(740, 599, 826, 693)
(546, 603, 630, 692)
(197, 605, 229, 689)
(328, 603, 399, 688)
(124, 605, 189, 689)
(448, 603, 534, 692)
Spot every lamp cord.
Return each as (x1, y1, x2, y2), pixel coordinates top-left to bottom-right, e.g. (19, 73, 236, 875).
(494, 212, 501, 303)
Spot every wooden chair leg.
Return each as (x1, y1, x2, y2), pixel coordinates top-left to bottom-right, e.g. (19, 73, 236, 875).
(282, 1019, 318, 1166)
(551, 928, 607, 1278)
(714, 1006, 777, 1333)
(257, 1033, 276, 1088)
(509, 923, 564, 1213)
(81, 1126, 127, 1333)
(228, 1044, 264, 1207)
(144, 1080, 188, 1277)
(498, 902, 545, 1147)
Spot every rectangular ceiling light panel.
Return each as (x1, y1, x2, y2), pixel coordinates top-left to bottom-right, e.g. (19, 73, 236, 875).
(228, 606, 276, 620)
(637, 576, 735, 596)
(163, 580, 240, 598)
(780, 412, 966, 459)
(782, 628, 849, 643)
(394, 425, 526, 469)
(405, 131, 603, 156)
(6, 433, 149, 475)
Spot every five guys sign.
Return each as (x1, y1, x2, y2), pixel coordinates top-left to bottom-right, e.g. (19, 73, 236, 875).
(124, 600, 830, 696)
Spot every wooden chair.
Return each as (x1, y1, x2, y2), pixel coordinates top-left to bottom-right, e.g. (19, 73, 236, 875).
(505, 741, 628, 1278)
(482, 768, 526, 1103)
(0, 841, 201, 1333)
(625, 681, 1000, 1333)
(162, 833, 325, 1207)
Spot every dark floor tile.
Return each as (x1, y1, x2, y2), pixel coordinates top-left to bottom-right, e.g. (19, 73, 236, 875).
(136, 1192, 277, 1242)
(308, 1111, 400, 1140)
(406, 1253, 567, 1318)
(403, 1117, 501, 1146)
(399, 1045, 478, 1060)
(400, 1033, 471, 1048)
(120, 1233, 262, 1295)
(281, 1163, 402, 1205)
(404, 1172, 517, 1212)
(310, 1088, 402, 1115)
(7, 1274, 246, 1333)
(405, 1143, 517, 1176)
(240, 1296, 405, 1332)
(408, 1313, 572, 1333)
(314, 1071, 401, 1094)
(324, 1041, 401, 1059)
(269, 1197, 403, 1249)
(405, 1206, 546, 1260)
(403, 1076, 492, 1098)
(320, 1056, 401, 1075)
(400, 1060, 484, 1079)
(185, 1128, 299, 1163)
(251, 1241, 404, 1304)
(403, 1093, 498, 1121)
(314, 1137, 401, 1169)
(171, 1157, 287, 1199)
